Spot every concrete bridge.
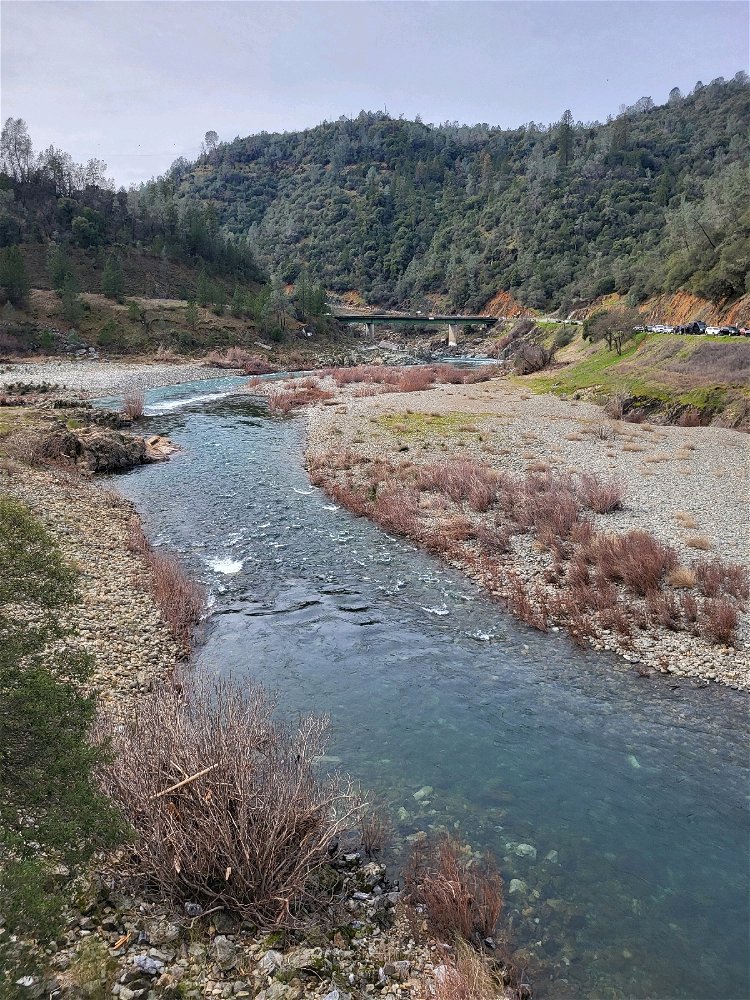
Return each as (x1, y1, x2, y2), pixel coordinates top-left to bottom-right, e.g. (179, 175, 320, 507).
(333, 312, 497, 347)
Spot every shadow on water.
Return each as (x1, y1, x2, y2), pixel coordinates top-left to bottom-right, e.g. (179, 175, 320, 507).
(111, 380, 749, 1000)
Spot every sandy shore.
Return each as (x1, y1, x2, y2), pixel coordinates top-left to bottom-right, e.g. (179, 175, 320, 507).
(302, 376, 750, 690)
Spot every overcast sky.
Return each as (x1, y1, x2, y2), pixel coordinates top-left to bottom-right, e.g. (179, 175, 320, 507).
(1, 1, 747, 187)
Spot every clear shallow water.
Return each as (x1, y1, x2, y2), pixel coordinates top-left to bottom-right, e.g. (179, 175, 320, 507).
(110, 379, 749, 1000)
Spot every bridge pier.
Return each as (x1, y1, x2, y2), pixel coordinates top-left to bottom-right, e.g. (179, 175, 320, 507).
(447, 323, 457, 347)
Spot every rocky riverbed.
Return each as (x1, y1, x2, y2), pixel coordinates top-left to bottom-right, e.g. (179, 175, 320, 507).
(297, 375, 750, 690)
(0, 359, 236, 396)
(1, 364, 508, 998)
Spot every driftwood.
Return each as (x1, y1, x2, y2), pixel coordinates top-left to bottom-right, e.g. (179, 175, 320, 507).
(152, 763, 219, 799)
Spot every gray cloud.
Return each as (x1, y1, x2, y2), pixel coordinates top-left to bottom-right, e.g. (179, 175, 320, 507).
(1, 0, 747, 187)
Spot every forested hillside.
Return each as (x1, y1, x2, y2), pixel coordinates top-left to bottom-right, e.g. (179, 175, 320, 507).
(166, 74, 749, 312)
(0, 118, 263, 303)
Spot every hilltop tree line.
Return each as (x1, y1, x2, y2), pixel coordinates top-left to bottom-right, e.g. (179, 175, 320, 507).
(164, 73, 749, 311)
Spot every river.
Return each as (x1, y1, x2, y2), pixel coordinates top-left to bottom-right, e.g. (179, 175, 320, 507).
(107, 376, 749, 1000)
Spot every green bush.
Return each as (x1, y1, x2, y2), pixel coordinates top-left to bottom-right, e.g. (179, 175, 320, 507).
(0, 498, 125, 952)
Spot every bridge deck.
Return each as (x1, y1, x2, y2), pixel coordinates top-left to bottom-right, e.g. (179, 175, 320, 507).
(334, 313, 494, 324)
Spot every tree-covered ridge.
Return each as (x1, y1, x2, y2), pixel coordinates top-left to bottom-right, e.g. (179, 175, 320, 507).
(170, 74, 749, 311)
(0, 118, 263, 291)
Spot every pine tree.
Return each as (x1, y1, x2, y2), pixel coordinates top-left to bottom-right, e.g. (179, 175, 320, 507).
(557, 110, 574, 169)
(101, 254, 124, 301)
(0, 246, 30, 308)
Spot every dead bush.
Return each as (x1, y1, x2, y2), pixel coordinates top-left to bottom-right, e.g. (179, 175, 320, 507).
(373, 485, 420, 536)
(430, 942, 506, 1000)
(647, 591, 682, 631)
(268, 390, 294, 415)
(148, 550, 205, 648)
(97, 677, 356, 925)
(668, 566, 697, 589)
(680, 592, 699, 623)
(604, 391, 628, 420)
(418, 460, 497, 512)
(686, 536, 712, 551)
(406, 837, 503, 943)
(122, 390, 145, 420)
(397, 367, 435, 392)
(677, 407, 702, 427)
(359, 802, 392, 859)
(695, 559, 749, 601)
(204, 347, 274, 374)
(513, 342, 555, 375)
(127, 516, 203, 649)
(576, 473, 626, 514)
(701, 599, 739, 645)
(594, 530, 677, 595)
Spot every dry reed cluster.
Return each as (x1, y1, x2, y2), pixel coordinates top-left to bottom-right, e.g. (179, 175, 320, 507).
(127, 517, 204, 651)
(308, 451, 747, 649)
(121, 390, 145, 420)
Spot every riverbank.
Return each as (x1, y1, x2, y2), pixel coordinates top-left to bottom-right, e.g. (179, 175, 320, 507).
(300, 375, 749, 690)
(1, 465, 179, 709)
(0, 358, 237, 396)
(1, 371, 510, 998)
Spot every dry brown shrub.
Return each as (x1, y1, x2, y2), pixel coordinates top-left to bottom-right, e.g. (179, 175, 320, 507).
(373, 485, 420, 536)
(668, 567, 697, 589)
(594, 530, 677, 595)
(441, 515, 480, 541)
(97, 677, 356, 925)
(397, 368, 435, 392)
(122, 390, 145, 420)
(127, 516, 203, 648)
(622, 442, 645, 452)
(604, 391, 627, 420)
(647, 591, 682, 631)
(674, 511, 699, 530)
(204, 348, 274, 374)
(418, 460, 497, 513)
(148, 551, 205, 648)
(695, 559, 749, 601)
(268, 390, 294, 415)
(576, 473, 626, 514)
(359, 802, 393, 859)
(429, 942, 512, 1000)
(406, 838, 503, 944)
(475, 524, 513, 555)
(701, 599, 739, 645)
(680, 592, 700, 624)
(686, 536, 712, 551)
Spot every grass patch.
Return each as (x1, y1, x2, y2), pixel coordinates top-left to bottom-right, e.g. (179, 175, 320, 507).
(522, 332, 750, 423)
(377, 411, 485, 438)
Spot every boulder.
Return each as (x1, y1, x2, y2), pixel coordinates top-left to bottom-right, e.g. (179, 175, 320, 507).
(213, 935, 238, 972)
(78, 429, 146, 472)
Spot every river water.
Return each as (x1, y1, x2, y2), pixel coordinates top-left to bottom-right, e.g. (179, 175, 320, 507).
(109, 377, 749, 1000)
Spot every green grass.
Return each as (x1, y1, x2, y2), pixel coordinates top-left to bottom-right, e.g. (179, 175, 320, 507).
(524, 332, 750, 418)
(378, 411, 484, 437)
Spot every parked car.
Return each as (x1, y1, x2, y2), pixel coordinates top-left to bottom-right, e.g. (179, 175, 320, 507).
(718, 325, 741, 336)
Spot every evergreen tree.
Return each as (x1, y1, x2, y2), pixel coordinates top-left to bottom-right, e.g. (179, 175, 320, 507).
(47, 244, 73, 293)
(0, 245, 29, 308)
(196, 270, 212, 307)
(557, 110, 574, 169)
(185, 299, 199, 329)
(230, 286, 245, 317)
(101, 253, 124, 301)
(60, 273, 84, 324)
